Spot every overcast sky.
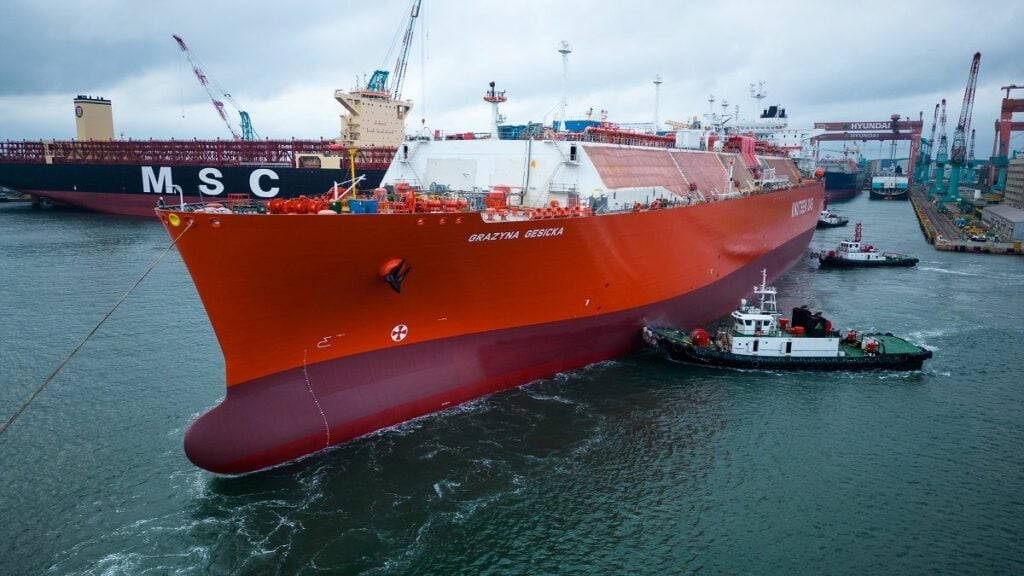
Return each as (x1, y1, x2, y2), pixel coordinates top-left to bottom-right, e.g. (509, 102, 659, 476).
(1, 0, 1021, 159)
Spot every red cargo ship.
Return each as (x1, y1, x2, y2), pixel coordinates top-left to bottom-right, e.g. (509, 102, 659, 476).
(157, 134, 823, 474)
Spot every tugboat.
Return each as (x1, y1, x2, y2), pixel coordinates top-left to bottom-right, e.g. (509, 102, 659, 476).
(817, 222, 918, 268)
(643, 270, 933, 371)
(816, 202, 849, 228)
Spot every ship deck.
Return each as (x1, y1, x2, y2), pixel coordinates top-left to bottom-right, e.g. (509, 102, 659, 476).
(839, 334, 927, 357)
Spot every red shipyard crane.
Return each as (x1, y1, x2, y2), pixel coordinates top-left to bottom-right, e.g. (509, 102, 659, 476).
(946, 52, 981, 198)
(173, 34, 258, 141)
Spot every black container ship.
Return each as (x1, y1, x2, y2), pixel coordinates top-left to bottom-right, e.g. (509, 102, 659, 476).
(0, 92, 404, 217)
(0, 140, 392, 217)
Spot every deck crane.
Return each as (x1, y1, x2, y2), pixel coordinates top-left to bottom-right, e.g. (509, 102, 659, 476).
(931, 99, 949, 195)
(365, 0, 422, 100)
(915, 103, 940, 183)
(172, 34, 258, 141)
(946, 52, 981, 198)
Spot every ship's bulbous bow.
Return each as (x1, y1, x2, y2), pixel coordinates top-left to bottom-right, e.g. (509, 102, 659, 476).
(184, 372, 329, 475)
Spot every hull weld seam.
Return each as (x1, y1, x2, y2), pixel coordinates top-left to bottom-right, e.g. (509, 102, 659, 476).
(302, 349, 331, 448)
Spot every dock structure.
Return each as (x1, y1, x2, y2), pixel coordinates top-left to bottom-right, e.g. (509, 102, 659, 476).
(910, 184, 1022, 254)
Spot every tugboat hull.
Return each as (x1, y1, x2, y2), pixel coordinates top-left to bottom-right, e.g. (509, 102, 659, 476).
(818, 255, 918, 268)
(816, 218, 849, 229)
(644, 327, 932, 371)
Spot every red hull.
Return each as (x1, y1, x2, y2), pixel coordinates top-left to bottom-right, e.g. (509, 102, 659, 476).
(184, 231, 812, 473)
(25, 189, 202, 217)
(160, 182, 823, 473)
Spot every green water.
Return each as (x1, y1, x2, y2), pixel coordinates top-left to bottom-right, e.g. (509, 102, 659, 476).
(1, 195, 1022, 575)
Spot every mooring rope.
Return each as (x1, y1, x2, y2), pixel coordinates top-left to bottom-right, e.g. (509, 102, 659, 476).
(0, 219, 194, 436)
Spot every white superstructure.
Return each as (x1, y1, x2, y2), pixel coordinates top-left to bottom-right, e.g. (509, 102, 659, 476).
(721, 270, 840, 357)
(334, 88, 412, 148)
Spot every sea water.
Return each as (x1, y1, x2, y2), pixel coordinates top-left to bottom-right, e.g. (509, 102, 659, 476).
(1, 195, 1022, 575)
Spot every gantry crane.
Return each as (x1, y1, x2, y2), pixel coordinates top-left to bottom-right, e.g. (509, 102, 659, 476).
(989, 84, 1024, 191)
(946, 52, 981, 198)
(931, 99, 948, 195)
(365, 0, 422, 100)
(172, 34, 258, 141)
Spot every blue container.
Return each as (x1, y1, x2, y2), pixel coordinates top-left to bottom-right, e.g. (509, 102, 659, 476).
(349, 199, 378, 214)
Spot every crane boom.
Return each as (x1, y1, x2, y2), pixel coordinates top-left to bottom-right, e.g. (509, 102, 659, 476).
(172, 34, 258, 140)
(949, 52, 981, 165)
(390, 0, 422, 101)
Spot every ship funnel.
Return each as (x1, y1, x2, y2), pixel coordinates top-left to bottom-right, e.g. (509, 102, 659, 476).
(74, 95, 114, 141)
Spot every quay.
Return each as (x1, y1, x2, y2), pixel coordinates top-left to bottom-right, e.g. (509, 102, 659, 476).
(910, 185, 1022, 255)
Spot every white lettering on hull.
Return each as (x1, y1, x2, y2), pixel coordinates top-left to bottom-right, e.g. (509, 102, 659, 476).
(198, 168, 224, 196)
(791, 198, 815, 217)
(141, 166, 173, 194)
(140, 167, 282, 197)
(524, 227, 565, 239)
(250, 169, 279, 198)
(468, 231, 521, 242)
(468, 227, 565, 243)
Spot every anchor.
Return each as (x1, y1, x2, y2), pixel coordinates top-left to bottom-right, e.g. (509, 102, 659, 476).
(380, 258, 412, 293)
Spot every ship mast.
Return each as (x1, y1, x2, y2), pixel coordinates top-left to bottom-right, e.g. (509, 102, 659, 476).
(483, 81, 507, 139)
(558, 41, 572, 132)
(754, 269, 778, 314)
(653, 75, 662, 131)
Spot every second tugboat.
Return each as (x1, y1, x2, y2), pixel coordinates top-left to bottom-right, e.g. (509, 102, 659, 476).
(817, 222, 918, 268)
(816, 202, 849, 228)
(643, 270, 933, 371)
